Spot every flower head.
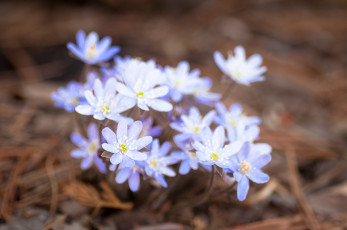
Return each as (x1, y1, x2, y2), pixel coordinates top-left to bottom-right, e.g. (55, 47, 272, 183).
(102, 119, 152, 168)
(192, 77, 221, 106)
(67, 31, 120, 64)
(214, 46, 266, 85)
(215, 102, 261, 142)
(144, 139, 177, 187)
(192, 126, 242, 168)
(170, 107, 216, 142)
(228, 142, 271, 201)
(114, 59, 172, 112)
(70, 123, 106, 173)
(75, 78, 134, 121)
(171, 141, 199, 175)
(51, 81, 85, 112)
(163, 61, 202, 102)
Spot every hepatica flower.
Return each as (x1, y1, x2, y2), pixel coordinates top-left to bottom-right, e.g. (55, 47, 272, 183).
(192, 126, 242, 168)
(70, 123, 106, 173)
(51, 81, 85, 112)
(67, 30, 120, 64)
(228, 142, 271, 201)
(192, 77, 221, 106)
(144, 139, 176, 187)
(115, 59, 172, 112)
(163, 61, 201, 102)
(215, 102, 261, 142)
(214, 46, 266, 85)
(171, 141, 199, 175)
(102, 119, 152, 168)
(76, 78, 133, 121)
(170, 107, 216, 142)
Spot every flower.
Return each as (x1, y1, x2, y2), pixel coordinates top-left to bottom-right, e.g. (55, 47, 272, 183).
(215, 102, 261, 142)
(170, 107, 216, 142)
(70, 123, 106, 173)
(171, 141, 199, 175)
(75, 78, 134, 121)
(110, 162, 144, 192)
(228, 142, 271, 201)
(139, 115, 162, 137)
(144, 139, 177, 187)
(114, 59, 172, 112)
(192, 126, 242, 168)
(163, 61, 202, 102)
(51, 81, 85, 112)
(67, 30, 120, 64)
(214, 46, 266, 85)
(102, 119, 152, 168)
(192, 77, 221, 106)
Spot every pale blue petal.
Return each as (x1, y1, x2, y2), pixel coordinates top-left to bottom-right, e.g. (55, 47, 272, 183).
(104, 78, 117, 97)
(71, 149, 86, 158)
(237, 175, 249, 201)
(117, 119, 128, 141)
(93, 78, 103, 99)
(128, 121, 143, 140)
(102, 143, 118, 154)
(159, 141, 171, 156)
(102, 127, 117, 144)
(97, 47, 120, 62)
(120, 156, 135, 168)
(212, 126, 225, 149)
(248, 169, 269, 183)
(96, 37, 111, 54)
(147, 86, 169, 98)
(135, 136, 153, 150)
(116, 168, 131, 183)
(75, 105, 94, 115)
(163, 167, 176, 177)
(250, 154, 271, 169)
(71, 133, 87, 147)
(85, 32, 98, 49)
(179, 160, 190, 175)
(76, 30, 86, 49)
(155, 175, 167, 187)
(248, 54, 262, 67)
(129, 172, 140, 192)
(93, 155, 107, 173)
(147, 99, 173, 112)
(110, 153, 122, 165)
(81, 156, 93, 170)
(87, 123, 98, 141)
(214, 51, 226, 72)
(127, 151, 147, 161)
(115, 82, 134, 97)
(84, 90, 96, 106)
(67, 43, 85, 60)
(239, 142, 250, 161)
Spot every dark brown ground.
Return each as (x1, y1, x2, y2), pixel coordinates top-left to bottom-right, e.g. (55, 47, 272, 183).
(0, 0, 347, 229)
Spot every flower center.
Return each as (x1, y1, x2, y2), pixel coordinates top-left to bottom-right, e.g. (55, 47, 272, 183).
(136, 91, 144, 99)
(120, 144, 128, 153)
(229, 119, 237, 126)
(234, 71, 242, 79)
(193, 126, 200, 133)
(149, 160, 158, 169)
(239, 161, 251, 174)
(88, 141, 98, 155)
(174, 80, 180, 87)
(102, 104, 110, 114)
(211, 152, 218, 161)
(187, 151, 196, 159)
(71, 97, 80, 106)
(86, 44, 97, 60)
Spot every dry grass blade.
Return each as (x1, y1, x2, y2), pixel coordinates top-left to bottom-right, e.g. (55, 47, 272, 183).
(286, 149, 321, 230)
(64, 181, 133, 210)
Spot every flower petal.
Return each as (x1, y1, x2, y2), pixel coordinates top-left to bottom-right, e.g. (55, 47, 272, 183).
(134, 136, 152, 150)
(116, 168, 131, 183)
(102, 127, 117, 144)
(248, 169, 269, 183)
(110, 153, 122, 165)
(237, 175, 249, 201)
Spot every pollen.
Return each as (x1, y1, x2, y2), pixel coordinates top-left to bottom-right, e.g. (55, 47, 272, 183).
(239, 161, 251, 174)
(120, 144, 128, 153)
(102, 105, 110, 114)
(229, 119, 237, 126)
(211, 152, 218, 161)
(187, 151, 196, 158)
(71, 98, 80, 105)
(234, 71, 242, 78)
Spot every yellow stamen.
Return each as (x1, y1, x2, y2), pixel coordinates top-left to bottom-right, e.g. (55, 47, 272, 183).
(102, 105, 110, 114)
(120, 144, 128, 153)
(136, 91, 144, 99)
(86, 44, 97, 60)
(150, 160, 158, 169)
(239, 161, 251, 174)
(211, 153, 218, 161)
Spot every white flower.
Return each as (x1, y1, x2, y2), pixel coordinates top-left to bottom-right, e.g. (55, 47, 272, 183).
(75, 78, 134, 121)
(214, 46, 266, 85)
(114, 59, 172, 112)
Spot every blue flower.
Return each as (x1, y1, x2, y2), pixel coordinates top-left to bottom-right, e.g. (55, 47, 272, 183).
(67, 30, 120, 64)
(51, 81, 85, 112)
(170, 107, 216, 142)
(70, 123, 107, 173)
(192, 77, 221, 106)
(140, 115, 162, 137)
(171, 141, 199, 175)
(214, 46, 266, 85)
(110, 162, 144, 192)
(75, 78, 134, 121)
(114, 59, 173, 112)
(192, 126, 243, 168)
(228, 142, 271, 201)
(102, 119, 152, 168)
(215, 102, 261, 142)
(144, 139, 177, 187)
(163, 61, 201, 102)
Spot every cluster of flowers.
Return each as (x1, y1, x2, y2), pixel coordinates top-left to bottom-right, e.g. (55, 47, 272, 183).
(52, 31, 271, 201)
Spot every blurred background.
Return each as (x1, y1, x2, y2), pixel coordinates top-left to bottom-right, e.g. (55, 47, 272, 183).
(0, 0, 347, 229)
